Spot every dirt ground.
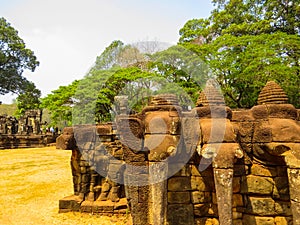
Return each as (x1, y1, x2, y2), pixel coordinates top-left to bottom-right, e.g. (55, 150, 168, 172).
(0, 146, 132, 225)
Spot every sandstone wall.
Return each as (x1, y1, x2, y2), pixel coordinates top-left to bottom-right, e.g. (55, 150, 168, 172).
(57, 81, 300, 225)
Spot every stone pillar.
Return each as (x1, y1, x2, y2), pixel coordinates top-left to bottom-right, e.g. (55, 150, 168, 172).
(284, 151, 300, 225)
(149, 162, 168, 225)
(116, 110, 148, 225)
(201, 143, 243, 225)
(213, 168, 234, 225)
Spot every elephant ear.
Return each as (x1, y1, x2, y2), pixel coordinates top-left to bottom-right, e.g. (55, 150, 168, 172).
(116, 116, 144, 153)
(181, 112, 201, 156)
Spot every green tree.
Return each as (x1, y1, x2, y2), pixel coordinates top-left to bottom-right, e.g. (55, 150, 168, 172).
(91, 40, 124, 71)
(0, 17, 39, 95)
(149, 45, 210, 105)
(179, 0, 300, 108)
(41, 80, 79, 127)
(90, 40, 147, 72)
(73, 67, 157, 123)
(16, 82, 41, 116)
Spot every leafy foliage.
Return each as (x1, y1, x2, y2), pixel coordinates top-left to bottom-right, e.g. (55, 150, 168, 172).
(73, 67, 160, 123)
(0, 103, 17, 116)
(0, 17, 39, 95)
(179, 0, 300, 108)
(44, 41, 211, 126)
(149, 45, 209, 105)
(16, 82, 41, 117)
(41, 80, 79, 127)
(91, 40, 124, 71)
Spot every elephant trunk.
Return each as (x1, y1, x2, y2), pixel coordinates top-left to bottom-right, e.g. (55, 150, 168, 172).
(213, 168, 234, 225)
(283, 150, 300, 225)
(202, 143, 243, 225)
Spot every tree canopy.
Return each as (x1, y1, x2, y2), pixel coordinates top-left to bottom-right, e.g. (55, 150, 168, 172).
(41, 80, 79, 127)
(0, 17, 39, 95)
(43, 41, 208, 126)
(179, 0, 300, 108)
(16, 81, 41, 117)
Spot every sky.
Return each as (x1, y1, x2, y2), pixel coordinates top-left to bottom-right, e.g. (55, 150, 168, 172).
(0, 0, 213, 104)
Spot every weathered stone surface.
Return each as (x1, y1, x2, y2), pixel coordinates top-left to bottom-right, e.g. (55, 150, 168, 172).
(148, 94, 180, 107)
(169, 163, 191, 177)
(57, 84, 300, 224)
(245, 197, 276, 215)
(168, 177, 191, 191)
(251, 105, 269, 119)
(233, 164, 249, 176)
(232, 110, 254, 122)
(96, 124, 112, 135)
(194, 218, 219, 225)
(59, 195, 81, 212)
(130, 202, 149, 225)
(251, 164, 277, 177)
(191, 176, 214, 191)
(274, 216, 293, 225)
(233, 194, 243, 207)
(267, 104, 297, 119)
(243, 214, 274, 225)
(193, 106, 232, 119)
(181, 114, 201, 156)
(275, 201, 292, 215)
(232, 219, 243, 225)
(196, 83, 224, 107)
(138, 186, 149, 203)
(234, 122, 254, 143)
(144, 111, 180, 135)
(80, 201, 93, 213)
(289, 201, 300, 225)
(232, 211, 242, 220)
(194, 203, 218, 217)
(200, 119, 237, 143)
(257, 81, 288, 105)
(253, 121, 272, 143)
(233, 177, 241, 193)
(273, 177, 290, 199)
(191, 191, 211, 204)
(190, 164, 214, 177)
(269, 118, 300, 142)
(287, 168, 300, 202)
(117, 117, 144, 152)
(214, 168, 233, 225)
(284, 151, 300, 168)
(167, 204, 194, 225)
(123, 146, 146, 162)
(145, 134, 180, 161)
(241, 175, 274, 195)
(168, 191, 190, 204)
(150, 179, 167, 225)
(286, 168, 300, 224)
(253, 144, 286, 166)
(212, 143, 243, 168)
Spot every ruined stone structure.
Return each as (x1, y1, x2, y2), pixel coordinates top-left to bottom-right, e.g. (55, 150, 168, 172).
(0, 109, 57, 149)
(57, 81, 300, 225)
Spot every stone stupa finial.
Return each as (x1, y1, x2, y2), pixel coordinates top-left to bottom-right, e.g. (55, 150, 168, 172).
(257, 81, 288, 105)
(196, 79, 225, 107)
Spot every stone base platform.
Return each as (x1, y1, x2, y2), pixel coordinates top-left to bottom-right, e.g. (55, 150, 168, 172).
(0, 134, 57, 149)
(59, 195, 128, 215)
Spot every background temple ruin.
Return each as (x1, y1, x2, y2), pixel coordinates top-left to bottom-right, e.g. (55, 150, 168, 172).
(0, 109, 57, 149)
